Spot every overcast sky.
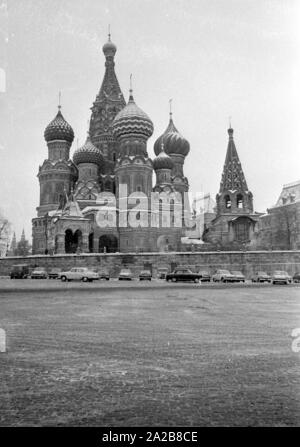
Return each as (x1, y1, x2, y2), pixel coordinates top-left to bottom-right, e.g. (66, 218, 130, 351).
(0, 0, 299, 241)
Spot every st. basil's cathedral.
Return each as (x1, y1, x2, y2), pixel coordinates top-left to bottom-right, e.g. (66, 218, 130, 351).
(32, 34, 259, 254)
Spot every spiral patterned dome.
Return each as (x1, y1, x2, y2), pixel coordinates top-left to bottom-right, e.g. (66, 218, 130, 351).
(73, 135, 103, 166)
(44, 108, 74, 144)
(154, 117, 190, 157)
(153, 146, 174, 170)
(112, 93, 154, 140)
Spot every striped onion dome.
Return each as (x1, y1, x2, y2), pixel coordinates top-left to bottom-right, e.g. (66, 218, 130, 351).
(73, 134, 103, 166)
(112, 92, 154, 140)
(44, 108, 74, 144)
(154, 116, 190, 157)
(153, 145, 174, 170)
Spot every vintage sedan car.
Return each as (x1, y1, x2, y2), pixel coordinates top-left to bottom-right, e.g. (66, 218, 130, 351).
(198, 270, 211, 282)
(271, 271, 292, 285)
(10, 264, 30, 279)
(31, 267, 48, 279)
(212, 269, 235, 283)
(48, 268, 62, 279)
(98, 268, 110, 280)
(60, 267, 99, 282)
(231, 271, 246, 283)
(118, 269, 133, 280)
(251, 271, 271, 283)
(139, 270, 152, 281)
(293, 272, 300, 283)
(166, 268, 201, 283)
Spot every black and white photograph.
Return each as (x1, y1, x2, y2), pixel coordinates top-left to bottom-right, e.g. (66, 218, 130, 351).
(0, 0, 299, 435)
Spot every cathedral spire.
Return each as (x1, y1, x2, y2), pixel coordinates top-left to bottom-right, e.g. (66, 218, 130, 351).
(219, 127, 248, 194)
(89, 35, 125, 143)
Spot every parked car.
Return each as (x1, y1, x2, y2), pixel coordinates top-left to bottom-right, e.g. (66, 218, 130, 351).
(118, 269, 133, 280)
(139, 270, 152, 281)
(98, 268, 110, 280)
(293, 272, 300, 283)
(48, 268, 62, 279)
(251, 271, 272, 283)
(60, 267, 99, 282)
(31, 267, 48, 279)
(231, 271, 246, 283)
(198, 270, 211, 282)
(271, 271, 292, 285)
(10, 264, 30, 279)
(166, 268, 201, 283)
(212, 269, 235, 283)
(157, 267, 168, 279)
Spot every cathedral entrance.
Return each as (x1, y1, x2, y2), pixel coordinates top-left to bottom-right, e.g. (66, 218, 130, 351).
(65, 229, 83, 253)
(98, 235, 118, 253)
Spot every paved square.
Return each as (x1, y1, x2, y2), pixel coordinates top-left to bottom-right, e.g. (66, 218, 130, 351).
(0, 281, 299, 426)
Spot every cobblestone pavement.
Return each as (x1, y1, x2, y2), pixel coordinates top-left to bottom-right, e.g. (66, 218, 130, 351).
(0, 283, 299, 426)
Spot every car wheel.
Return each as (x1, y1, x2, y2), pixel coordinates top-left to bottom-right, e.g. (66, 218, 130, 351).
(172, 277, 177, 283)
(82, 277, 88, 282)
(61, 276, 67, 282)
(194, 278, 199, 283)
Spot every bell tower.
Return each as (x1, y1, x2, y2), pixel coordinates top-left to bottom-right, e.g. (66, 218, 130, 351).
(216, 127, 253, 215)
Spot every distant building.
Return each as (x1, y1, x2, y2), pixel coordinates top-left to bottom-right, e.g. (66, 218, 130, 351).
(253, 180, 300, 250)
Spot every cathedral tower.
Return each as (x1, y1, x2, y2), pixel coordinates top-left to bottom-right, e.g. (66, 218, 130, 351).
(216, 127, 253, 215)
(89, 32, 126, 188)
(112, 85, 155, 252)
(37, 105, 77, 217)
(204, 127, 257, 248)
(73, 130, 104, 205)
(153, 143, 174, 192)
(154, 110, 190, 195)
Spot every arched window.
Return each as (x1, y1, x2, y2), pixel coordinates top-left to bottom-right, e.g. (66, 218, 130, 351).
(224, 195, 231, 209)
(237, 194, 243, 209)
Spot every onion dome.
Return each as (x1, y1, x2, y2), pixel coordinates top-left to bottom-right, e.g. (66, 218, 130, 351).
(73, 133, 103, 166)
(44, 107, 74, 144)
(112, 90, 154, 140)
(153, 145, 174, 170)
(154, 116, 189, 157)
(102, 33, 117, 57)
